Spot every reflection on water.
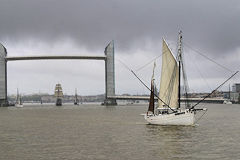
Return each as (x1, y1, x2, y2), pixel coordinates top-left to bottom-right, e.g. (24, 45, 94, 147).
(145, 124, 196, 140)
(0, 104, 240, 160)
(144, 125, 197, 160)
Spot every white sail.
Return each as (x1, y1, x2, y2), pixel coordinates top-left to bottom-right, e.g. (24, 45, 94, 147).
(54, 84, 63, 97)
(158, 39, 179, 109)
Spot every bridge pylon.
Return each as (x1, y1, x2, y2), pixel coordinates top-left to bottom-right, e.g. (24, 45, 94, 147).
(0, 44, 8, 107)
(103, 41, 117, 105)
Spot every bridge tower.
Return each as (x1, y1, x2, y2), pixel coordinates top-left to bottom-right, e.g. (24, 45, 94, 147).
(103, 41, 117, 105)
(0, 44, 8, 106)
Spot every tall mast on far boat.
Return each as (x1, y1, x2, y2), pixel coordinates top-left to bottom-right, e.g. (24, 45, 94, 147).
(74, 88, 79, 105)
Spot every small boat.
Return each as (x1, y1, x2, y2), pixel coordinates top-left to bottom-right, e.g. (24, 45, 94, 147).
(223, 100, 232, 104)
(15, 88, 23, 108)
(55, 83, 63, 106)
(223, 84, 232, 104)
(74, 88, 79, 105)
(141, 31, 237, 125)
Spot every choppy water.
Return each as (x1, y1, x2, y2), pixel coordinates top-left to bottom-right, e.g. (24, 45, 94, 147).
(0, 103, 240, 160)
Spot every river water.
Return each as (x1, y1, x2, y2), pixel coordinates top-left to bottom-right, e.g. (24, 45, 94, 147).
(0, 103, 240, 160)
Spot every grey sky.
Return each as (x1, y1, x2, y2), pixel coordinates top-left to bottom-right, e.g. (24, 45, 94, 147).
(0, 0, 240, 95)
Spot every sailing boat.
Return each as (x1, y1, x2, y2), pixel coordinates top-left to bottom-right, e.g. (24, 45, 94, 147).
(144, 31, 207, 125)
(15, 88, 23, 108)
(74, 88, 79, 105)
(55, 83, 63, 106)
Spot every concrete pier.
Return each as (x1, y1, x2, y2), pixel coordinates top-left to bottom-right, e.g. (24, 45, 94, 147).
(103, 41, 117, 105)
(0, 44, 8, 106)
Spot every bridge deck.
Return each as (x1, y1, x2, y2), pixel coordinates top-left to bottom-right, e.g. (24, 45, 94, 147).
(107, 95, 225, 103)
(6, 55, 106, 61)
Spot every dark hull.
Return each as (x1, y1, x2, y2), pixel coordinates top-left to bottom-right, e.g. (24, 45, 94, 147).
(56, 98, 62, 106)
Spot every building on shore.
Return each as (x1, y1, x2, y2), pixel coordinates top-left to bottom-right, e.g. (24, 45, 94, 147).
(232, 83, 240, 93)
(224, 83, 240, 103)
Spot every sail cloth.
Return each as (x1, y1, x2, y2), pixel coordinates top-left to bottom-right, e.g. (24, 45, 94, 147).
(54, 84, 63, 97)
(148, 62, 156, 114)
(158, 39, 179, 109)
(148, 79, 155, 114)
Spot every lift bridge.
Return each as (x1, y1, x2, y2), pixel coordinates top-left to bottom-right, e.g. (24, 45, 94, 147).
(0, 41, 117, 106)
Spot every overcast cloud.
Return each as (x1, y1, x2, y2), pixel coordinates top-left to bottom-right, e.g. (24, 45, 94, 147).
(0, 0, 240, 95)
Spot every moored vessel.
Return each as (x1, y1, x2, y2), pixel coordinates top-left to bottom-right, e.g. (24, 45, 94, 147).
(15, 88, 23, 108)
(74, 88, 79, 105)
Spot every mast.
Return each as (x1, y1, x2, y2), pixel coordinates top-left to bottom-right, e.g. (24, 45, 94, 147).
(177, 31, 183, 109)
(178, 31, 191, 108)
(17, 88, 19, 102)
(75, 88, 77, 99)
(178, 60, 181, 109)
(229, 84, 231, 100)
(16, 88, 20, 104)
(19, 95, 22, 105)
(75, 88, 79, 104)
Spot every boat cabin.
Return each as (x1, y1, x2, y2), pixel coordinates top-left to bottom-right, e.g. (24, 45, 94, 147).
(157, 107, 169, 115)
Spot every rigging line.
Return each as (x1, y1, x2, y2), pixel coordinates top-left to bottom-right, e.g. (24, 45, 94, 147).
(183, 42, 233, 73)
(130, 70, 175, 112)
(117, 59, 132, 71)
(195, 110, 207, 124)
(135, 49, 169, 72)
(190, 71, 239, 109)
(117, 58, 175, 112)
(187, 50, 213, 91)
(135, 55, 161, 72)
(180, 59, 191, 107)
(117, 58, 152, 94)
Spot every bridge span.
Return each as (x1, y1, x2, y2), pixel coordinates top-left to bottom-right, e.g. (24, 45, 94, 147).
(107, 95, 225, 104)
(5, 55, 106, 61)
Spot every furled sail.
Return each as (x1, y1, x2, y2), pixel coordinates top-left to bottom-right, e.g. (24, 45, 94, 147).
(148, 79, 155, 114)
(158, 39, 179, 109)
(148, 62, 156, 115)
